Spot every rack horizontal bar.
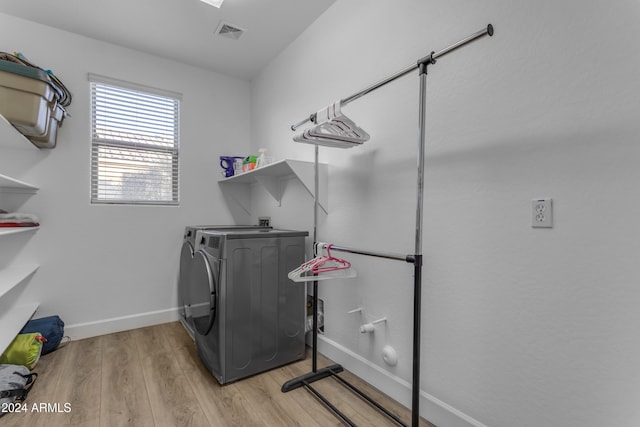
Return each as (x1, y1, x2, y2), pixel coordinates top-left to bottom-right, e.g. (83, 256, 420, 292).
(318, 242, 414, 264)
(291, 24, 493, 130)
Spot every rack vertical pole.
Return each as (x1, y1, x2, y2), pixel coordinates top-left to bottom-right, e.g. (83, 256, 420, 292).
(313, 144, 319, 373)
(411, 58, 430, 427)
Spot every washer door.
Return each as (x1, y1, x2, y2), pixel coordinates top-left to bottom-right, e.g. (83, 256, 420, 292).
(188, 249, 218, 336)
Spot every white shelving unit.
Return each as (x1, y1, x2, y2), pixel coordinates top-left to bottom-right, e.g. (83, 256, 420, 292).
(0, 264, 39, 300)
(0, 226, 39, 237)
(219, 159, 328, 214)
(0, 114, 37, 150)
(0, 302, 40, 354)
(0, 113, 40, 354)
(0, 173, 39, 194)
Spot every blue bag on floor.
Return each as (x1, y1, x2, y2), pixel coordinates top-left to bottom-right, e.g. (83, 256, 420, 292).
(19, 315, 65, 355)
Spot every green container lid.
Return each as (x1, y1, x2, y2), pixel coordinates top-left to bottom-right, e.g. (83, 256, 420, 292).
(0, 59, 51, 84)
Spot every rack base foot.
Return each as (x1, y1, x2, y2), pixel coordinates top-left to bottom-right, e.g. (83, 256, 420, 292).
(281, 364, 344, 392)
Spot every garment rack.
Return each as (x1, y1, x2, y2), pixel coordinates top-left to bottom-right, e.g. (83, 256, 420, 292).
(282, 24, 494, 427)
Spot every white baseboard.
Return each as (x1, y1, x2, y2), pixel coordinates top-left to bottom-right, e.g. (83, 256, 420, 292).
(316, 335, 488, 427)
(65, 307, 180, 341)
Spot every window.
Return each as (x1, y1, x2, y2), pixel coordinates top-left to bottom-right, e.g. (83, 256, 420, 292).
(89, 74, 180, 205)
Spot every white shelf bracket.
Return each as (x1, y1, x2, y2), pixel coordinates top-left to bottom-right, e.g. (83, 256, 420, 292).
(254, 175, 283, 207)
(287, 160, 328, 213)
(219, 182, 252, 215)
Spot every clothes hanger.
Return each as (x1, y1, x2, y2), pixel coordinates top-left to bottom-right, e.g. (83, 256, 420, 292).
(309, 244, 351, 273)
(288, 243, 357, 282)
(293, 101, 369, 149)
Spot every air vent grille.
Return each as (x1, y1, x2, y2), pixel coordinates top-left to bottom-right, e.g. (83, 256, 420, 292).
(215, 22, 246, 40)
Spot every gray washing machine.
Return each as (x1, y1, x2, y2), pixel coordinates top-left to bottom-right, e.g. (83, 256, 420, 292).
(178, 225, 270, 338)
(187, 228, 308, 384)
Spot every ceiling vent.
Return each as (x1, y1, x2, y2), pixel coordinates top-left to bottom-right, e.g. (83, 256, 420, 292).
(215, 21, 246, 40)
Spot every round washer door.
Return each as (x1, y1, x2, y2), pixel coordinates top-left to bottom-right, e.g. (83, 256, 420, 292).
(187, 249, 218, 336)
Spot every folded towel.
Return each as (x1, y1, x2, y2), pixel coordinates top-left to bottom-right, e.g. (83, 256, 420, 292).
(0, 222, 39, 228)
(0, 213, 39, 225)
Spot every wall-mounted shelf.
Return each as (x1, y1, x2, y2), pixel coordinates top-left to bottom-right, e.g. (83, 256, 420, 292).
(0, 114, 38, 151)
(0, 302, 39, 355)
(0, 173, 39, 194)
(0, 172, 39, 232)
(219, 159, 328, 215)
(0, 227, 39, 237)
(0, 264, 39, 300)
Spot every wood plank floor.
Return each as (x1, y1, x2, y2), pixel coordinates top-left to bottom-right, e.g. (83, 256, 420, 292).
(2, 322, 435, 427)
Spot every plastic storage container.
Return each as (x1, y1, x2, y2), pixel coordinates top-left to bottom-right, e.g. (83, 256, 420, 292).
(0, 59, 57, 138)
(27, 103, 66, 149)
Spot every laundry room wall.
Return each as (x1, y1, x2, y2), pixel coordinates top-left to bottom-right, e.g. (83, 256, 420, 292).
(250, 0, 640, 426)
(0, 13, 251, 338)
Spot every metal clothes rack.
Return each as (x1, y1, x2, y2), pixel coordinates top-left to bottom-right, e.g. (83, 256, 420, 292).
(282, 24, 494, 427)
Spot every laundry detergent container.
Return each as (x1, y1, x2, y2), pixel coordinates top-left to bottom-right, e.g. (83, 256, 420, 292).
(0, 59, 58, 137)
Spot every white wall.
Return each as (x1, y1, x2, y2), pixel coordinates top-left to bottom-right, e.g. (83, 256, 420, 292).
(250, 1, 640, 426)
(0, 13, 251, 337)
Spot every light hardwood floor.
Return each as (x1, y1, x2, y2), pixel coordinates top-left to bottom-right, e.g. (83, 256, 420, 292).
(2, 322, 435, 426)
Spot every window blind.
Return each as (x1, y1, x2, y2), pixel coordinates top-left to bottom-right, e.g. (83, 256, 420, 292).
(90, 79, 180, 205)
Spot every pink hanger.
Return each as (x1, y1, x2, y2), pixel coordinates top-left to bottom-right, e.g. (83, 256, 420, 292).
(310, 244, 351, 274)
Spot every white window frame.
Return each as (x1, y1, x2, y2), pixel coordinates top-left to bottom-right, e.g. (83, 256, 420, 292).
(89, 74, 181, 205)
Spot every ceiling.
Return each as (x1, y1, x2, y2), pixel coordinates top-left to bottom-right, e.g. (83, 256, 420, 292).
(0, 0, 336, 80)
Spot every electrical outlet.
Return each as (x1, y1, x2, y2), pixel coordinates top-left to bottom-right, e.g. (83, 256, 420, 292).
(532, 199, 553, 228)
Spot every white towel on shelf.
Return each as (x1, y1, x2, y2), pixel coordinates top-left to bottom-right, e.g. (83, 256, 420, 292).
(293, 101, 369, 149)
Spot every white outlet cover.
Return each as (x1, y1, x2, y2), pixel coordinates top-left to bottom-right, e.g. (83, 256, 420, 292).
(532, 198, 553, 228)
